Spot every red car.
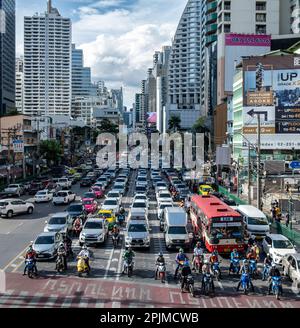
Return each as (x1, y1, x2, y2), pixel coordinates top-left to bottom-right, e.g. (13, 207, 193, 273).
(90, 186, 104, 198)
(82, 198, 98, 214)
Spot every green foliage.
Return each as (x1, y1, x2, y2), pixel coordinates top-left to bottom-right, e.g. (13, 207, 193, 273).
(168, 115, 181, 132)
(39, 140, 62, 165)
(98, 119, 119, 134)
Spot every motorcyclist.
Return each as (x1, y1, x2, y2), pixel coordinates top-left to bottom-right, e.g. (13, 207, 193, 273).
(246, 246, 257, 260)
(57, 242, 67, 270)
(63, 234, 73, 257)
(23, 245, 37, 275)
(268, 263, 283, 295)
(174, 248, 189, 279)
(192, 242, 204, 271)
(201, 260, 215, 292)
(262, 253, 272, 281)
(210, 250, 219, 265)
(229, 249, 239, 272)
(119, 206, 125, 215)
(122, 247, 135, 274)
(77, 245, 91, 272)
(73, 216, 82, 233)
(155, 252, 166, 280)
(180, 260, 192, 290)
(236, 263, 254, 292)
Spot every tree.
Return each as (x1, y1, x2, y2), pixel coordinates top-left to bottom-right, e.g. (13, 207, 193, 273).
(98, 119, 119, 134)
(168, 115, 181, 132)
(39, 140, 62, 166)
(192, 116, 207, 133)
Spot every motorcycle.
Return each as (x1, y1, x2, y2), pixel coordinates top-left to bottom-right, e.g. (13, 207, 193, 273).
(77, 256, 90, 277)
(249, 259, 259, 279)
(56, 252, 66, 272)
(73, 222, 82, 238)
(193, 255, 203, 274)
(271, 276, 282, 300)
(156, 263, 166, 283)
(262, 264, 271, 281)
(239, 272, 251, 295)
(202, 272, 215, 296)
(117, 214, 125, 227)
(26, 259, 37, 279)
(229, 258, 240, 275)
(123, 258, 134, 277)
(64, 241, 73, 259)
(212, 261, 221, 281)
(180, 274, 195, 297)
(112, 233, 119, 248)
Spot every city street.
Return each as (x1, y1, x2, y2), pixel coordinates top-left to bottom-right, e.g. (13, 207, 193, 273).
(1, 169, 299, 308)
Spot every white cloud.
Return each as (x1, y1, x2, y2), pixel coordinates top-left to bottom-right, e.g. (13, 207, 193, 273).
(72, 0, 186, 106)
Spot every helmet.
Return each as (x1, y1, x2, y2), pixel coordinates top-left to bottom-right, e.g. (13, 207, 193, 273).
(183, 260, 189, 267)
(243, 259, 248, 264)
(204, 259, 209, 264)
(271, 263, 276, 268)
(179, 248, 184, 253)
(59, 242, 64, 248)
(267, 253, 270, 257)
(196, 242, 201, 247)
(82, 245, 87, 250)
(158, 252, 163, 257)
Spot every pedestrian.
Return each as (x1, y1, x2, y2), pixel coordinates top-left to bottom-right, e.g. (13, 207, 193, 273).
(286, 182, 290, 193)
(271, 206, 276, 221)
(285, 213, 290, 228)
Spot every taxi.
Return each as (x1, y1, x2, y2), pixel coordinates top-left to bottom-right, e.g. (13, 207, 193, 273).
(97, 209, 116, 230)
(199, 184, 213, 196)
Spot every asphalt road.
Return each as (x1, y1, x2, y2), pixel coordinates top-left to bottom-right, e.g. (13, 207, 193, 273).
(0, 169, 300, 308)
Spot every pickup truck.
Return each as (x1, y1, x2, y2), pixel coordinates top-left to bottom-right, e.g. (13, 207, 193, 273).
(3, 184, 25, 197)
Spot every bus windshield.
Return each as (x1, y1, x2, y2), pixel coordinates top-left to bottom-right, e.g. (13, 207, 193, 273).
(209, 226, 243, 240)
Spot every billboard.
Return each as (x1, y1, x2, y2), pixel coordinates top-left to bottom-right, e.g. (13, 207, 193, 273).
(225, 34, 271, 47)
(147, 112, 157, 124)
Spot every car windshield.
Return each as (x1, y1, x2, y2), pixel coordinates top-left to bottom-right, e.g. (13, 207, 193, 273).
(35, 236, 54, 244)
(160, 204, 173, 209)
(68, 205, 82, 212)
(132, 202, 146, 208)
(104, 200, 117, 205)
(273, 240, 294, 249)
(137, 177, 147, 182)
(59, 179, 68, 182)
(159, 193, 171, 198)
(108, 193, 119, 198)
(49, 217, 66, 225)
(83, 200, 93, 205)
(168, 227, 187, 234)
(128, 224, 147, 232)
(99, 212, 111, 218)
(157, 183, 166, 187)
(92, 187, 100, 191)
(56, 192, 67, 197)
(8, 184, 18, 188)
(135, 196, 146, 200)
(177, 185, 187, 189)
(37, 191, 47, 195)
(248, 217, 268, 225)
(85, 222, 102, 229)
(84, 193, 95, 198)
(136, 187, 146, 191)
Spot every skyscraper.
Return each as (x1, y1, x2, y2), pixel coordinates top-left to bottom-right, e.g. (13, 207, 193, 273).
(15, 57, 23, 113)
(23, 0, 72, 116)
(0, 0, 15, 115)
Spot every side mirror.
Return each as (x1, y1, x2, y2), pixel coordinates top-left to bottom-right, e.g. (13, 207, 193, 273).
(45, 220, 48, 224)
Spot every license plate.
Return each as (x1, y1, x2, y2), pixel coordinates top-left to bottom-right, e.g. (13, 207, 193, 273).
(38, 254, 45, 257)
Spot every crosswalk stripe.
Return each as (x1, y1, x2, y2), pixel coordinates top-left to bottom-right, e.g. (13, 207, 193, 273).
(0, 290, 15, 307)
(23, 292, 44, 308)
(43, 294, 59, 308)
(8, 291, 29, 308)
(61, 296, 73, 308)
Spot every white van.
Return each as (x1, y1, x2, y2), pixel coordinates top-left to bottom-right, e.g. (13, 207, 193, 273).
(128, 208, 147, 222)
(233, 205, 270, 239)
(163, 207, 189, 250)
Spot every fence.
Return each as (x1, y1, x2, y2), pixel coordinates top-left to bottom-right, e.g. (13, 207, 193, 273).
(218, 186, 248, 205)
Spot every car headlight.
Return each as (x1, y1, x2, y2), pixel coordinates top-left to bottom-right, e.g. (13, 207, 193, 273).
(144, 237, 150, 242)
(97, 234, 103, 240)
(125, 237, 132, 241)
(273, 252, 281, 257)
(81, 232, 86, 237)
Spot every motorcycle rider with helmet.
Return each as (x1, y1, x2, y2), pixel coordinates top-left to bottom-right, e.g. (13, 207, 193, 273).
(78, 245, 91, 272)
(111, 224, 120, 242)
(192, 242, 204, 270)
(210, 250, 219, 264)
(23, 245, 38, 275)
(174, 248, 189, 279)
(201, 259, 215, 293)
(122, 247, 135, 274)
(262, 253, 272, 281)
(268, 263, 283, 295)
(180, 260, 192, 290)
(155, 252, 166, 280)
(229, 249, 239, 272)
(57, 242, 67, 270)
(63, 234, 73, 257)
(236, 259, 254, 292)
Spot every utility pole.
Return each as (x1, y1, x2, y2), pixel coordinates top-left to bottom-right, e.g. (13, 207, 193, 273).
(257, 114, 261, 210)
(248, 143, 251, 205)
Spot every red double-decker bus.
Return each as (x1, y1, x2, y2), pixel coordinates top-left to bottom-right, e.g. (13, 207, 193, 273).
(190, 195, 246, 254)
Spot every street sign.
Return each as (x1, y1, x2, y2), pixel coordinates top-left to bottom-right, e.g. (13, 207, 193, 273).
(13, 140, 24, 153)
(289, 161, 300, 169)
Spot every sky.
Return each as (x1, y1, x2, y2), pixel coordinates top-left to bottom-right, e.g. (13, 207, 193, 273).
(16, 0, 187, 108)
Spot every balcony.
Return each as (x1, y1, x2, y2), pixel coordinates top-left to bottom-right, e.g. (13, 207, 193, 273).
(206, 1, 217, 13)
(206, 34, 217, 45)
(206, 12, 217, 24)
(206, 23, 218, 34)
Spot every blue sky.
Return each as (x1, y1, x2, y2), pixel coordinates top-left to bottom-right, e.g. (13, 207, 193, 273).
(16, 0, 186, 106)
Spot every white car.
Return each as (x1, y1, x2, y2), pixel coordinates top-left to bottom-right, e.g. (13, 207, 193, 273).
(34, 190, 53, 203)
(101, 197, 120, 213)
(4, 184, 25, 196)
(106, 190, 121, 200)
(97, 177, 109, 188)
(282, 253, 300, 283)
(52, 190, 76, 205)
(262, 234, 297, 265)
(112, 184, 126, 196)
(0, 199, 34, 218)
(125, 220, 150, 248)
(156, 190, 172, 204)
(130, 200, 148, 217)
(133, 194, 148, 207)
(158, 202, 174, 220)
(136, 176, 148, 188)
(56, 177, 72, 189)
(44, 212, 73, 234)
(79, 218, 108, 246)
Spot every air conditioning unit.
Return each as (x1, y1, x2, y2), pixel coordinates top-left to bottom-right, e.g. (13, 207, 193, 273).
(265, 155, 273, 160)
(285, 155, 293, 161)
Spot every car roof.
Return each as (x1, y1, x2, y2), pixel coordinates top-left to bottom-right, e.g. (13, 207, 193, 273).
(235, 205, 266, 218)
(266, 233, 289, 241)
(36, 232, 57, 237)
(51, 212, 70, 218)
(85, 218, 105, 223)
(128, 220, 148, 225)
(82, 198, 94, 201)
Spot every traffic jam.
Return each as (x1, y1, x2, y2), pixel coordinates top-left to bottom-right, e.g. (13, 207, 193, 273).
(0, 158, 299, 307)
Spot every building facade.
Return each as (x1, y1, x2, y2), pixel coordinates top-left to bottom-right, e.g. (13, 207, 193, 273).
(15, 57, 23, 113)
(0, 0, 15, 115)
(23, 0, 72, 116)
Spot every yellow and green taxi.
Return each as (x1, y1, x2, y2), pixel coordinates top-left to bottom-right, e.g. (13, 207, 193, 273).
(97, 209, 116, 230)
(199, 184, 213, 196)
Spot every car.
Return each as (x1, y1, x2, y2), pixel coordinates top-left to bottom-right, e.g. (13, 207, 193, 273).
(125, 220, 150, 248)
(107, 169, 117, 178)
(66, 203, 86, 219)
(96, 177, 109, 189)
(115, 177, 127, 185)
(262, 234, 297, 265)
(82, 191, 97, 201)
(82, 198, 98, 214)
(79, 218, 108, 246)
(0, 199, 34, 218)
(135, 185, 147, 194)
(106, 191, 121, 200)
(28, 182, 44, 195)
(56, 177, 72, 189)
(130, 201, 148, 217)
(151, 172, 160, 179)
(158, 202, 174, 220)
(34, 189, 53, 203)
(52, 190, 76, 205)
(3, 184, 25, 197)
(33, 232, 62, 260)
(112, 184, 126, 196)
(155, 182, 167, 191)
(90, 186, 104, 198)
(282, 253, 300, 283)
(199, 184, 213, 196)
(45, 181, 61, 193)
(133, 193, 148, 207)
(44, 212, 73, 234)
(80, 177, 93, 187)
(101, 198, 120, 213)
(156, 190, 172, 202)
(97, 209, 116, 227)
(136, 176, 148, 188)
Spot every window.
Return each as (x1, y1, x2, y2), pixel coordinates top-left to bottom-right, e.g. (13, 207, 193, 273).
(256, 13, 266, 22)
(224, 1, 231, 10)
(224, 24, 231, 33)
(256, 1, 266, 11)
(224, 13, 231, 21)
(256, 24, 266, 34)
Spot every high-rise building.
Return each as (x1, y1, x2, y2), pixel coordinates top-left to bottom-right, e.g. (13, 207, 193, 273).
(23, 0, 72, 116)
(290, 0, 300, 34)
(165, 0, 205, 130)
(15, 57, 23, 113)
(0, 0, 15, 115)
(111, 88, 123, 113)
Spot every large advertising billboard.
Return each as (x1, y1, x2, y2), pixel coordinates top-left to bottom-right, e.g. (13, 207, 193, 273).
(225, 34, 271, 47)
(242, 56, 300, 149)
